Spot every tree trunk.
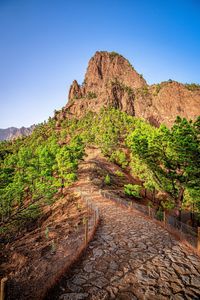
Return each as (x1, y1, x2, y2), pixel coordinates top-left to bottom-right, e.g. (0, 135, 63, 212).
(152, 187, 156, 203)
(61, 178, 64, 194)
(175, 187, 184, 221)
(191, 203, 195, 227)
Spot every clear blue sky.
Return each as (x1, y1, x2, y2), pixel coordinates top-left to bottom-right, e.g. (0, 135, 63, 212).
(0, 0, 200, 128)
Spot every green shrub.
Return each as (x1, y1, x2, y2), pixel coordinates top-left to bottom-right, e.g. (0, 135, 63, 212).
(124, 184, 142, 199)
(104, 174, 111, 185)
(156, 209, 164, 221)
(185, 83, 200, 91)
(110, 150, 128, 169)
(123, 85, 133, 96)
(137, 86, 149, 96)
(86, 91, 97, 99)
(109, 51, 120, 59)
(115, 170, 124, 177)
(153, 84, 161, 96)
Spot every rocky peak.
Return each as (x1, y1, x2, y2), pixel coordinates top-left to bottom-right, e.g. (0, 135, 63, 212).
(83, 51, 146, 93)
(63, 51, 200, 127)
(68, 51, 146, 102)
(68, 80, 83, 101)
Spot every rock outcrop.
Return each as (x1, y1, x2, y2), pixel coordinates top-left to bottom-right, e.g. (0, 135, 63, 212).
(68, 80, 83, 101)
(61, 51, 200, 127)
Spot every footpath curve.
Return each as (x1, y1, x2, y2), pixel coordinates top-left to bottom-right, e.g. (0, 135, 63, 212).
(46, 158, 200, 300)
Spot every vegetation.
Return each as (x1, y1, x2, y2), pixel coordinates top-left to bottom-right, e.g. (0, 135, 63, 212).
(114, 170, 124, 177)
(109, 51, 120, 60)
(110, 79, 134, 96)
(104, 174, 111, 185)
(0, 119, 85, 226)
(124, 184, 142, 199)
(153, 84, 162, 96)
(137, 86, 149, 96)
(185, 83, 200, 91)
(127, 116, 200, 219)
(86, 91, 97, 99)
(110, 150, 128, 169)
(1, 107, 199, 231)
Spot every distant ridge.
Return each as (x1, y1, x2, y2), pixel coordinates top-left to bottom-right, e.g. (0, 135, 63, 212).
(0, 125, 35, 141)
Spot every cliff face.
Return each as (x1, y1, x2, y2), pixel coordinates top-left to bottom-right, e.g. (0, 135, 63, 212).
(62, 51, 200, 126)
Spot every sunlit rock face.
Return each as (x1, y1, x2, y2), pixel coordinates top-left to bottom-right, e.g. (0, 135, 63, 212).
(62, 51, 200, 127)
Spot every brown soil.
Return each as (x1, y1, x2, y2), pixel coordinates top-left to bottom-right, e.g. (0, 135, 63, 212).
(1, 191, 91, 300)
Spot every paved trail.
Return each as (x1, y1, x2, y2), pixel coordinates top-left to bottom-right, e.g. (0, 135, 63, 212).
(48, 158, 200, 300)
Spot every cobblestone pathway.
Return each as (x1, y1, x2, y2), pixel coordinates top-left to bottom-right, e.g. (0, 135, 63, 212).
(48, 159, 200, 300)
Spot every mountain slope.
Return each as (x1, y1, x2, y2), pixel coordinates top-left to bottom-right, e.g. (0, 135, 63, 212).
(57, 51, 200, 127)
(0, 125, 35, 141)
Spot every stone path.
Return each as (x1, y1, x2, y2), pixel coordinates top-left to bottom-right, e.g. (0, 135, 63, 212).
(47, 159, 200, 300)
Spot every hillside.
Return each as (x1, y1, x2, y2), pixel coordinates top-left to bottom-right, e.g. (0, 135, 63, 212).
(57, 51, 200, 127)
(0, 52, 200, 299)
(0, 125, 35, 141)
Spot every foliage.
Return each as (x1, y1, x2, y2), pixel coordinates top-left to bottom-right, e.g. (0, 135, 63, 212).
(114, 170, 124, 177)
(124, 85, 134, 96)
(86, 91, 97, 99)
(124, 184, 142, 199)
(153, 84, 161, 96)
(137, 86, 149, 96)
(110, 79, 133, 96)
(127, 116, 200, 217)
(185, 83, 200, 91)
(104, 174, 111, 185)
(110, 150, 128, 169)
(0, 119, 85, 224)
(109, 51, 120, 59)
(1, 106, 199, 229)
(155, 208, 164, 221)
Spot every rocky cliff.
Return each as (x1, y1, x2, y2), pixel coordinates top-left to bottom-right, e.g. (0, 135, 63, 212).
(0, 125, 35, 141)
(60, 51, 200, 126)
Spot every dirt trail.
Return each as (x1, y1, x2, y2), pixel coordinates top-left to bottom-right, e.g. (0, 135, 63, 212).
(46, 153, 200, 300)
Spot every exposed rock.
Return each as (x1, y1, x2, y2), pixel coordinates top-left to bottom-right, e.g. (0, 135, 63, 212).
(61, 51, 200, 127)
(68, 80, 83, 101)
(64, 51, 146, 118)
(59, 293, 88, 300)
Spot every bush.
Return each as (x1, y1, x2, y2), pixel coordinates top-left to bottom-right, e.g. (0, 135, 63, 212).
(124, 184, 142, 199)
(109, 51, 120, 59)
(123, 85, 133, 96)
(104, 174, 111, 185)
(86, 91, 97, 99)
(115, 170, 124, 177)
(155, 209, 164, 221)
(153, 84, 161, 96)
(137, 86, 149, 96)
(185, 83, 200, 91)
(110, 150, 128, 169)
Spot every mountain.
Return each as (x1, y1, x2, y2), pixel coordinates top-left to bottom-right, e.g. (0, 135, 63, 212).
(1, 51, 200, 300)
(57, 51, 200, 127)
(0, 125, 35, 141)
